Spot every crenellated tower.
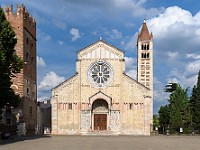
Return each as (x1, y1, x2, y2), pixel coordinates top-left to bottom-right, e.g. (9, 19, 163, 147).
(5, 4, 37, 134)
(137, 20, 153, 92)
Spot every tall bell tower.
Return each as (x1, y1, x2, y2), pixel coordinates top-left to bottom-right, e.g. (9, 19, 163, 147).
(137, 20, 153, 92)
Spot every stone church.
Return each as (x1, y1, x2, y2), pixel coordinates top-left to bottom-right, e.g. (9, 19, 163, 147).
(51, 20, 153, 135)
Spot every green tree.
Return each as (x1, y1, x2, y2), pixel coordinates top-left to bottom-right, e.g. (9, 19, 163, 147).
(158, 105, 170, 133)
(153, 115, 159, 128)
(0, 7, 23, 109)
(190, 70, 200, 132)
(168, 85, 191, 132)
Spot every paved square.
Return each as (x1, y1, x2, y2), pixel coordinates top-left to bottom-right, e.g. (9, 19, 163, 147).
(0, 135, 200, 150)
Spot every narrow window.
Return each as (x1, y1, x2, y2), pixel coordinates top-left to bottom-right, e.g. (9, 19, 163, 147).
(27, 88, 29, 95)
(144, 45, 146, 50)
(144, 53, 146, 58)
(147, 44, 149, 50)
(147, 53, 149, 58)
(129, 103, 133, 109)
(68, 103, 72, 110)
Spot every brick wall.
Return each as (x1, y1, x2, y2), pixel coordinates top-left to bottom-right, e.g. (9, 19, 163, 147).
(5, 5, 37, 134)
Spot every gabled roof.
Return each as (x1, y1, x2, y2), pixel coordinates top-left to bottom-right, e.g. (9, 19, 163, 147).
(52, 73, 78, 90)
(123, 73, 150, 91)
(77, 38, 124, 54)
(137, 20, 153, 42)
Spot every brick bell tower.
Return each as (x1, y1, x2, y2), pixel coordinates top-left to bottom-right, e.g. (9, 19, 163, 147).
(5, 5, 37, 134)
(137, 19, 153, 92)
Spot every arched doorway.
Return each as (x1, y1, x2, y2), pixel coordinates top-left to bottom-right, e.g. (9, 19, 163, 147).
(92, 99, 108, 131)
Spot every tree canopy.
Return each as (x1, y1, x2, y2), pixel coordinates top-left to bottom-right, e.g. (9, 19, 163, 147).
(168, 85, 191, 131)
(158, 84, 192, 133)
(190, 70, 200, 131)
(0, 7, 23, 109)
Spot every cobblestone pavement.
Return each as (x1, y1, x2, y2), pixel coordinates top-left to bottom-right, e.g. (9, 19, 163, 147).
(0, 135, 200, 150)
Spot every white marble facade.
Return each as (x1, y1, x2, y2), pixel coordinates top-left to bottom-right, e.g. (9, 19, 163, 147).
(51, 21, 153, 135)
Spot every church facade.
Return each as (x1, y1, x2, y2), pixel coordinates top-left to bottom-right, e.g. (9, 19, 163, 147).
(51, 21, 153, 135)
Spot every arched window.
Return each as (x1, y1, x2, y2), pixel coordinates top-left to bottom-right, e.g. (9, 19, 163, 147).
(147, 44, 149, 50)
(141, 44, 144, 50)
(144, 45, 146, 50)
(147, 53, 149, 58)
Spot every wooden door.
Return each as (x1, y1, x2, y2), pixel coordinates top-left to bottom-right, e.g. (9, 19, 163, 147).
(94, 114, 107, 130)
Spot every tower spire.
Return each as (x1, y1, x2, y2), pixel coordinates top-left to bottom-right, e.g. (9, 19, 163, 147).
(138, 19, 152, 42)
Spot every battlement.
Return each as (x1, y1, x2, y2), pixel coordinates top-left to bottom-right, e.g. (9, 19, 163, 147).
(5, 4, 36, 39)
(5, 4, 36, 24)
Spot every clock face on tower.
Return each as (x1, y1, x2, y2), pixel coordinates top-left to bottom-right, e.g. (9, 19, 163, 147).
(87, 61, 114, 88)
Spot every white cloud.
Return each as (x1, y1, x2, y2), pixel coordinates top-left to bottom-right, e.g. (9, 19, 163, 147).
(38, 71, 65, 90)
(52, 19, 67, 30)
(186, 53, 200, 59)
(153, 77, 169, 102)
(124, 34, 137, 51)
(37, 56, 46, 68)
(167, 68, 197, 89)
(93, 28, 122, 41)
(185, 59, 200, 76)
(148, 6, 195, 36)
(37, 29, 52, 42)
(168, 52, 178, 59)
(70, 28, 81, 41)
(109, 29, 122, 40)
(37, 96, 49, 102)
(124, 56, 137, 79)
(112, 0, 164, 18)
(136, 6, 200, 90)
(44, 35, 51, 41)
(58, 40, 64, 45)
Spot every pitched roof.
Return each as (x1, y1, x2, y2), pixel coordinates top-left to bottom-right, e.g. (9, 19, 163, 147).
(123, 73, 150, 91)
(137, 20, 153, 42)
(77, 38, 124, 54)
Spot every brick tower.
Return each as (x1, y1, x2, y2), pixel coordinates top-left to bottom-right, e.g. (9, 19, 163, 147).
(5, 5, 37, 134)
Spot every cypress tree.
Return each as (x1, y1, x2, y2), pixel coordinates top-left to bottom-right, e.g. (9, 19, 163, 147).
(190, 70, 200, 131)
(168, 85, 191, 132)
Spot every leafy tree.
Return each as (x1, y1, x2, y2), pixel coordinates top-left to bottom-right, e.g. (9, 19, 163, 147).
(0, 7, 23, 109)
(153, 115, 159, 128)
(190, 70, 200, 131)
(158, 105, 170, 133)
(168, 85, 191, 132)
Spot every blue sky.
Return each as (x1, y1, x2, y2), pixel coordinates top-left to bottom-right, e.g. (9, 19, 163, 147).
(2, 0, 200, 114)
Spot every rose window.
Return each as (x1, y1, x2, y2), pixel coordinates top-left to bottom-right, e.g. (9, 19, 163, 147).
(88, 61, 113, 88)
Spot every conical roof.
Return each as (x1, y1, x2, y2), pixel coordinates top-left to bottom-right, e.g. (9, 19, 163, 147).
(138, 20, 153, 42)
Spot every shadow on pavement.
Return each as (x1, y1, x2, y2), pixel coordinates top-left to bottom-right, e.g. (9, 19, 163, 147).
(0, 134, 51, 145)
